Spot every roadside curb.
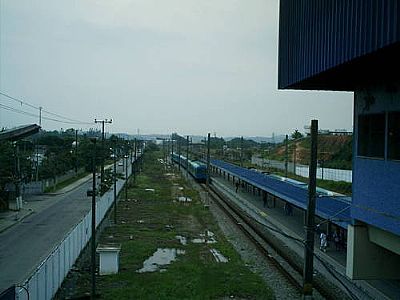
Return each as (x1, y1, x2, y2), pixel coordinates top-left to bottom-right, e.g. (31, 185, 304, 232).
(45, 176, 92, 196)
(0, 209, 35, 234)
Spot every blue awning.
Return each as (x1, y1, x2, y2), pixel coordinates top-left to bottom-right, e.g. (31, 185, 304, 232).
(211, 159, 351, 229)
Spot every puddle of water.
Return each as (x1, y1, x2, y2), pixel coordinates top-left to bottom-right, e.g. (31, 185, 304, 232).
(165, 224, 174, 230)
(177, 196, 192, 202)
(205, 230, 214, 237)
(192, 238, 217, 244)
(192, 230, 217, 244)
(210, 248, 228, 263)
(175, 235, 187, 245)
(137, 248, 186, 273)
(145, 188, 155, 192)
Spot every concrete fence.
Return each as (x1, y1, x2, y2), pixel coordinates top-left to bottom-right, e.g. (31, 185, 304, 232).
(22, 168, 86, 196)
(251, 156, 352, 183)
(14, 162, 133, 300)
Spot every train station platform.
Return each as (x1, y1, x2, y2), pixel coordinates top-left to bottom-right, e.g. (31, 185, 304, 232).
(208, 161, 399, 300)
(210, 173, 348, 267)
(210, 159, 351, 230)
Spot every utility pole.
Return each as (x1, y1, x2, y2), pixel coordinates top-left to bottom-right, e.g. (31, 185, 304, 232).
(14, 142, 21, 208)
(303, 120, 318, 297)
(94, 118, 112, 186)
(113, 145, 117, 224)
(206, 133, 211, 188)
(240, 136, 243, 167)
(125, 153, 128, 202)
(178, 138, 181, 171)
(186, 135, 189, 176)
(167, 139, 170, 162)
(90, 139, 97, 300)
(293, 141, 297, 175)
(39, 106, 42, 126)
(134, 138, 137, 182)
(285, 134, 288, 177)
(321, 159, 324, 180)
(162, 139, 165, 163)
(130, 145, 133, 177)
(35, 141, 39, 181)
(75, 129, 78, 174)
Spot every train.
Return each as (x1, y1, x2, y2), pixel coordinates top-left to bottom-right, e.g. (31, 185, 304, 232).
(171, 153, 208, 183)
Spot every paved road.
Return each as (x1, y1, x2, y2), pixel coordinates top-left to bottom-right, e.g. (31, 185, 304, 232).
(0, 180, 93, 293)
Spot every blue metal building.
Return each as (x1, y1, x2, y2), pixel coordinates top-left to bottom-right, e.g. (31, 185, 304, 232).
(279, 0, 400, 279)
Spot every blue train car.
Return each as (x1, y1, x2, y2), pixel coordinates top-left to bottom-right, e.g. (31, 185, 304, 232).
(171, 153, 207, 183)
(188, 160, 207, 183)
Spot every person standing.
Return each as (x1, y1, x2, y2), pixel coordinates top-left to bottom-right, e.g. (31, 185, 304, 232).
(320, 232, 327, 252)
(262, 191, 268, 207)
(235, 181, 239, 193)
(333, 231, 340, 251)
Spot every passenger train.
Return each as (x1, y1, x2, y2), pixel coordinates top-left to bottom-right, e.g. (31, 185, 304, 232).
(171, 153, 208, 183)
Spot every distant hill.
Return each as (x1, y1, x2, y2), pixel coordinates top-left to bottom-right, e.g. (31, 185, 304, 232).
(226, 137, 259, 148)
(269, 135, 352, 170)
(225, 135, 286, 144)
(111, 133, 286, 145)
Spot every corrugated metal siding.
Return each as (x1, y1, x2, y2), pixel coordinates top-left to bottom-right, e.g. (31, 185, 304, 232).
(278, 0, 400, 89)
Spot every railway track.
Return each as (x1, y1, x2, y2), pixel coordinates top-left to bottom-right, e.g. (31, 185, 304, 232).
(200, 183, 334, 299)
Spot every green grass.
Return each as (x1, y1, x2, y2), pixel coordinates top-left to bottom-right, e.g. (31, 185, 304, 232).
(44, 171, 89, 193)
(81, 150, 273, 299)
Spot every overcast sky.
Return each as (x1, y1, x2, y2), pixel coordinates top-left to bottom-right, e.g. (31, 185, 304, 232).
(0, 0, 353, 137)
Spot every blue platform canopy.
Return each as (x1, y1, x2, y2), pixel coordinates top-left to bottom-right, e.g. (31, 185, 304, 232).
(211, 159, 351, 229)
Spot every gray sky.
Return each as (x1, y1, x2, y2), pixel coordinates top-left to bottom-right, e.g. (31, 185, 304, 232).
(0, 0, 353, 137)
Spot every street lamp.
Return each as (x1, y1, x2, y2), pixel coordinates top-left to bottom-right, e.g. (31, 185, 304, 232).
(110, 147, 117, 224)
(124, 154, 129, 202)
(90, 138, 97, 300)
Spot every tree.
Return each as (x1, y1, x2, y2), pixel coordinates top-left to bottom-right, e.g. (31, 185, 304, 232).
(291, 129, 304, 140)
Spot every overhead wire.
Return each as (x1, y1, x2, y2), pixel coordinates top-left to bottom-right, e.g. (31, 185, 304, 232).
(0, 102, 88, 125)
(0, 103, 39, 119)
(0, 91, 93, 125)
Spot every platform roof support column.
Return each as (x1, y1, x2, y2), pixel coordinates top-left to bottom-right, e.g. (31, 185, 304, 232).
(303, 119, 318, 297)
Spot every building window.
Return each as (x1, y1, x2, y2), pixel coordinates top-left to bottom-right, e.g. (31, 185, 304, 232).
(388, 112, 400, 160)
(358, 113, 385, 158)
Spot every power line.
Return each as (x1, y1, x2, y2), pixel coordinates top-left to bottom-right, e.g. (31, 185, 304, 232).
(0, 91, 93, 125)
(0, 91, 39, 110)
(0, 101, 91, 125)
(41, 108, 92, 124)
(0, 102, 87, 124)
(0, 103, 39, 119)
